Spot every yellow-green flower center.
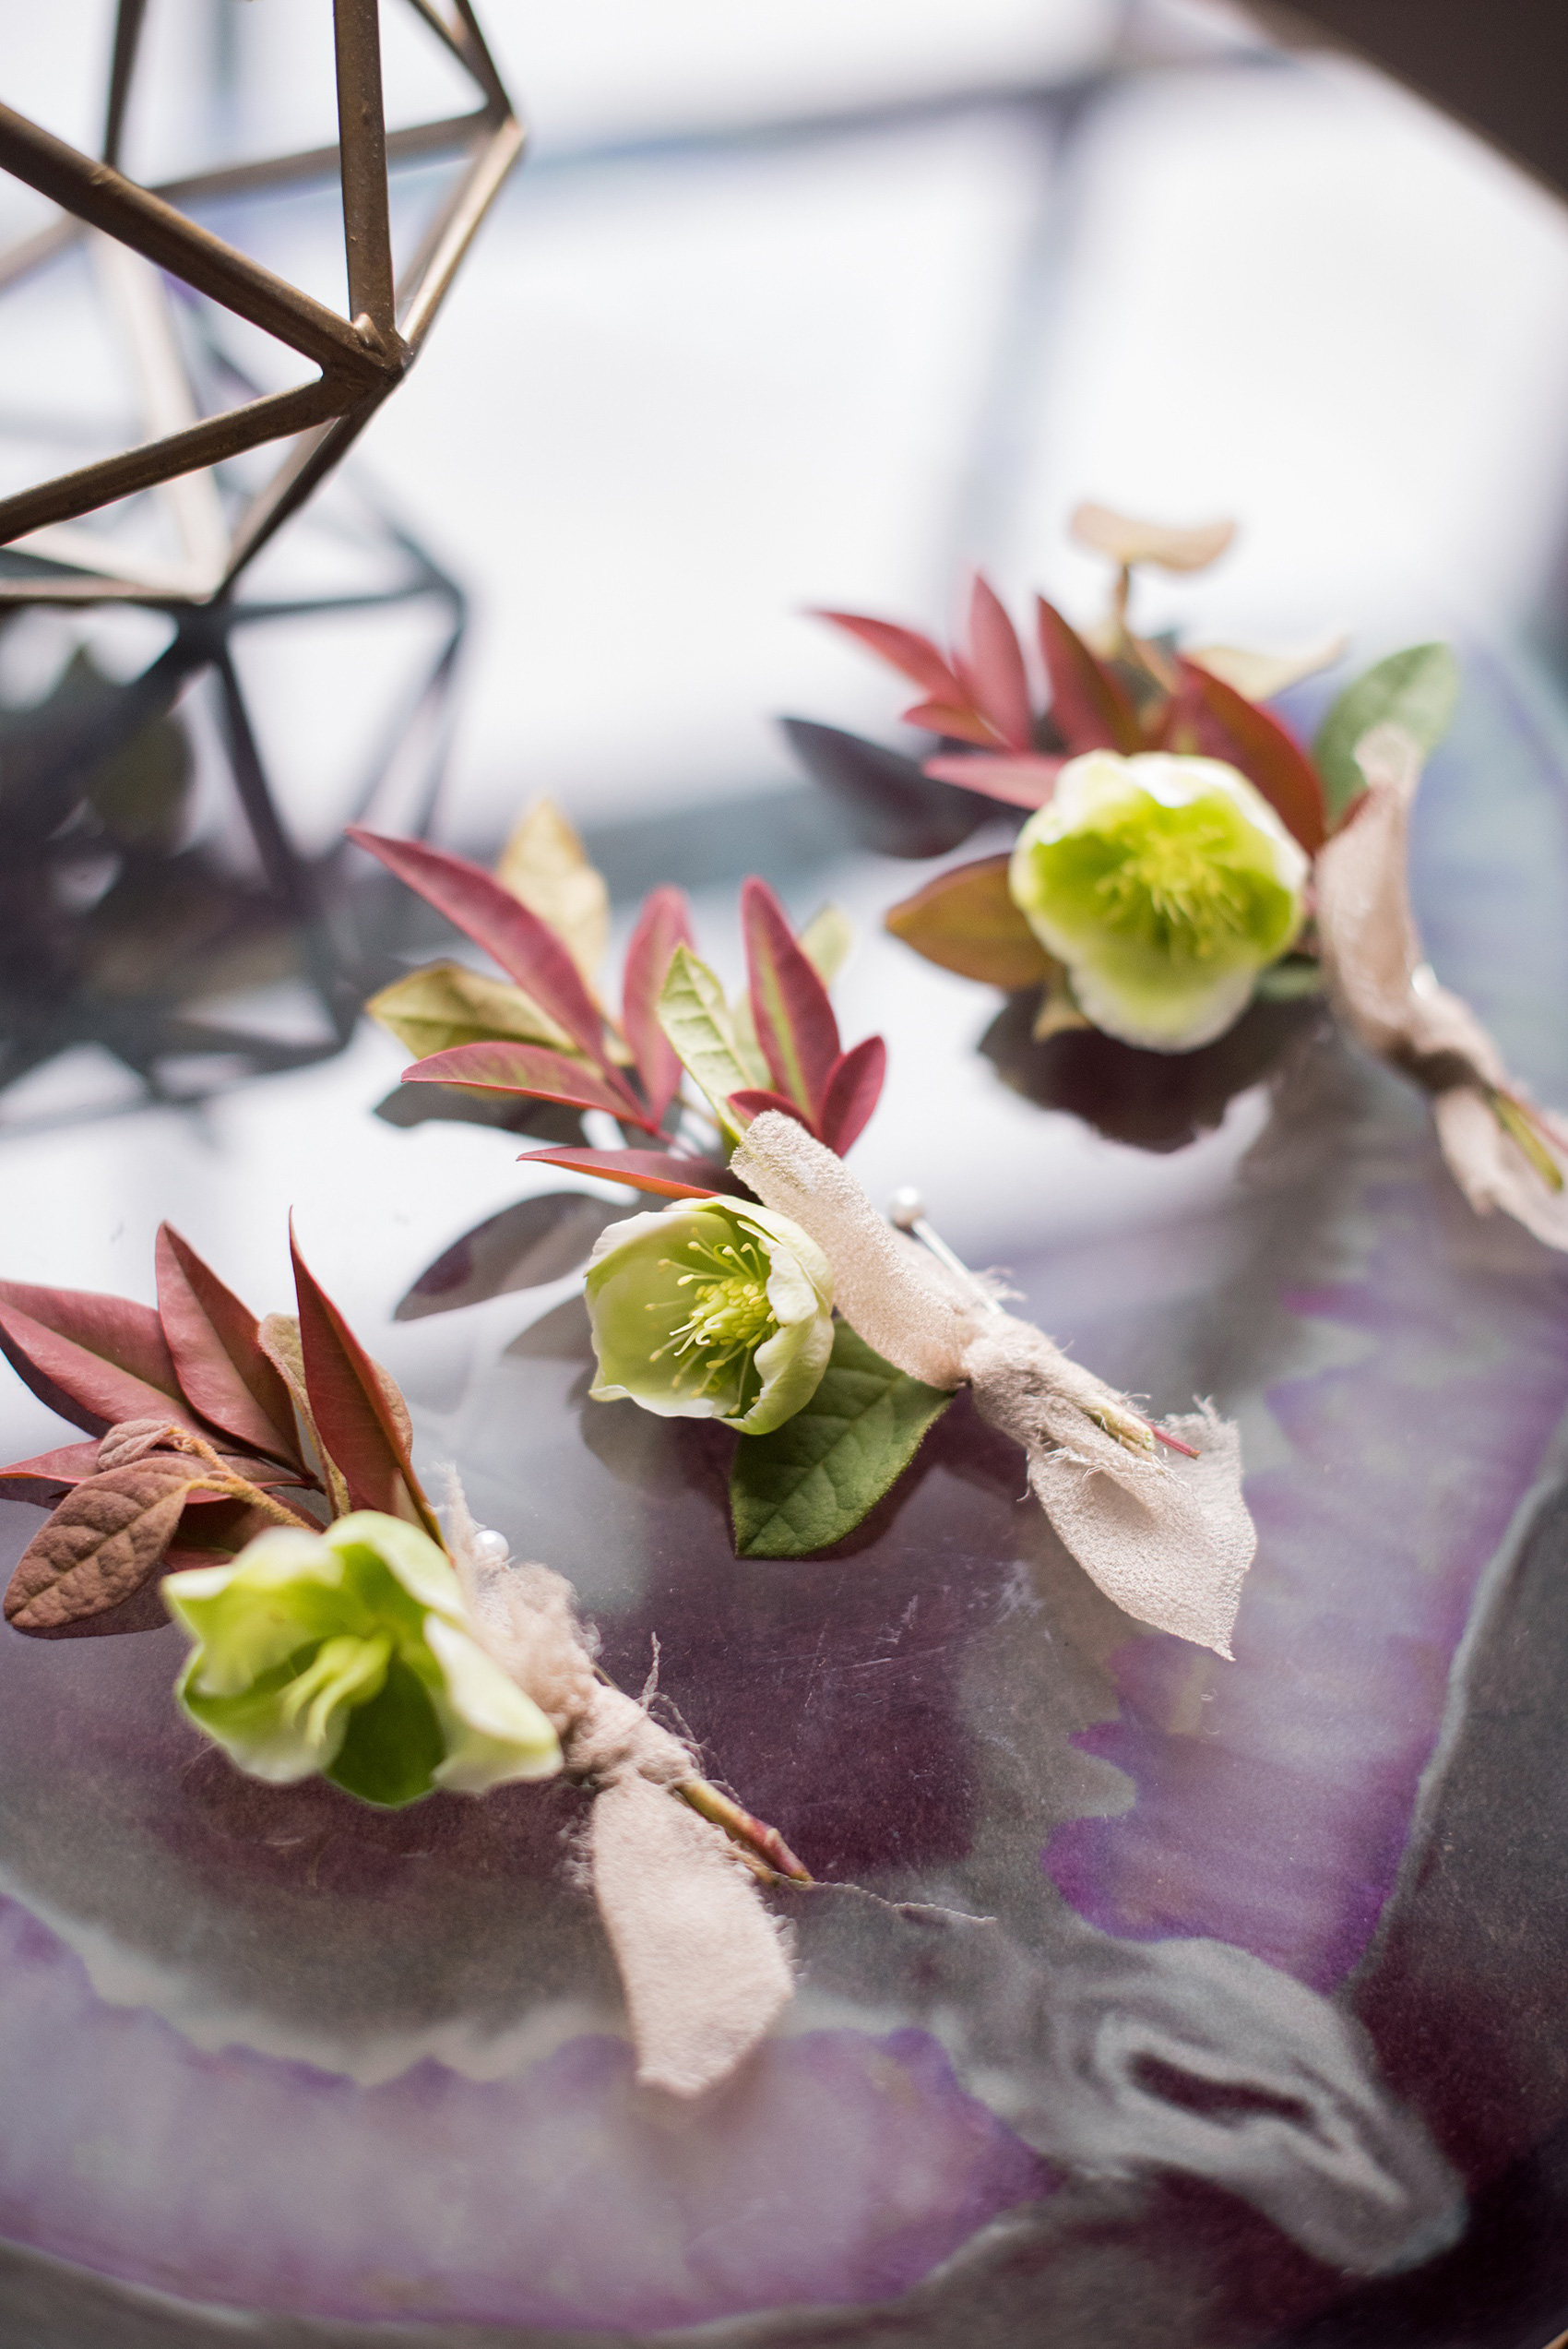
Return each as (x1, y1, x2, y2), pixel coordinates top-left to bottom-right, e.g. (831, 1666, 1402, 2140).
(653, 1236, 778, 1399)
(1091, 805, 1254, 961)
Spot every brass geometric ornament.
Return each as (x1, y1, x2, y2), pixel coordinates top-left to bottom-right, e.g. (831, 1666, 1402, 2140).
(0, 0, 522, 607)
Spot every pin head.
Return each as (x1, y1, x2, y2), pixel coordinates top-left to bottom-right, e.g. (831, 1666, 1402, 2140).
(888, 1186, 925, 1232)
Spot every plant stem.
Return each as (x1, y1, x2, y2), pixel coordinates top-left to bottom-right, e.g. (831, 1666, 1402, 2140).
(679, 1777, 813, 1884)
(156, 1427, 321, 1530)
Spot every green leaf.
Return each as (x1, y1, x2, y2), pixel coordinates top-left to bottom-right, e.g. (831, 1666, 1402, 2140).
(364, 960, 572, 1060)
(657, 944, 755, 1139)
(1313, 643, 1460, 825)
(730, 1318, 953, 1558)
(798, 902, 854, 990)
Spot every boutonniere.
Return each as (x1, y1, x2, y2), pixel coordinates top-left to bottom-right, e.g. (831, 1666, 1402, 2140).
(0, 1231, 804, 2099)
(788, 505, 1563, 1246)
(356, 814, 1256, 1643)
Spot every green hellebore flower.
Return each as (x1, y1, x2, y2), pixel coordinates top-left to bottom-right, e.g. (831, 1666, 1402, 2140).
(162, 1512, 562, 1808)
(584, 1198, 833, 1436)
(1009, 750, 1310, 1052)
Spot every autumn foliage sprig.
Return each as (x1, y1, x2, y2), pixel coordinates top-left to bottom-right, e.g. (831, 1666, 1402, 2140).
(799, 504, 1462, 1056)
(0, 1227, 437, 1633)
(352, 813, 885, 1201)
(354, 815, 933, 1558)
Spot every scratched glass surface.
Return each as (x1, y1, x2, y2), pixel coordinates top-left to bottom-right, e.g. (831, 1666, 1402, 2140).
(1, 659, 1568, 2348)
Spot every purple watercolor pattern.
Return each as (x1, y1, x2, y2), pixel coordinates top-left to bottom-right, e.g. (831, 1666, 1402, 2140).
(1046, 1174, 1568, 1988)
(0, 1894, 1050, 2331)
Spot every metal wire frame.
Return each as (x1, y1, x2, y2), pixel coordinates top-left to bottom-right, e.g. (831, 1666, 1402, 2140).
(0, 0, 523, 608)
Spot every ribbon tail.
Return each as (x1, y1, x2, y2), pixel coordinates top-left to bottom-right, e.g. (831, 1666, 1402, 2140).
(1432, 1088, 1568, 1253)
(970, 1343, 1254, 1656)
(1029, 1405, 1254, 1657)
(590, 1771, 793, 2097)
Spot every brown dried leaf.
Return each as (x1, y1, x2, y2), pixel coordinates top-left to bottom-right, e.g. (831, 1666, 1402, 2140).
(1070, 503, 1235, 574)
(5, 1461, 199, 1630)
(96, 1417, 191, 1471)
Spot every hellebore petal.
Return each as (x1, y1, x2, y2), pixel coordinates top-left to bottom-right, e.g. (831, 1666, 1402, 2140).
(1008, 750, 1308, 1052)
(163, 1512, 561, 1806)
(584, 1199, 833, 1436)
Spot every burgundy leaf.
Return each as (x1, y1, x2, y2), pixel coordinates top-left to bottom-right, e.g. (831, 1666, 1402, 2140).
(728, 1088, 814, 1129)
(0, 1439, 103, 1501)
(921, 751, 1063, 806)
(900, 698, 1003, 748)
(5, 1460, 199, 1631)
(741, 877, 841, 1121)
(816, 1036, 887, 1156)
(779, 719, 992, 860)
(0, 1282, 198, 1438)
(403, 1041, 656, 1132)
(1036, 598, 1144, 755)
(810, 610, 964, 702)
(1165, 659, 1327, 853)
(156, 1225, 301, 1465)
(517, 1146, 735, 1199)
(965, 575, 1034, 750)
(622, 887, 693, 1123)
(290, 1227, 441, 1541)
(347, 829, 610, 1068)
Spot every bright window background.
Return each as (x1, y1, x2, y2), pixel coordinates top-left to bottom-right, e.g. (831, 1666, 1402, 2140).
(4, 0, 1568, 844)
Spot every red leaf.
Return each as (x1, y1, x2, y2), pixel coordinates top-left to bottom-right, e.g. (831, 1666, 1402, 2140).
(155, 1226, 301, 1465)
(965, 576, 1034, 750)
(347, 829, 610, 1068)
(1036, 599, 1144, 754)
(622, 887, 693, 1123)
(403, 1042, 657, 1132)
(728, 1088, 814, 1129)
(921, 752, 1063, 807)
(0, 1439, 103, 1501)
(1165, 659, 1327, 853)
(5, 1460, 199, 1630)
(810, 610, 963, 702)
(741, 877, 841, 1121)
(290, 1227, 441, 1541)
(816, 1036, 886, 1156)
(0, 1282, 199, 1438)
(900, 699, 1004, 748)
(517, 1147, 736, 1198)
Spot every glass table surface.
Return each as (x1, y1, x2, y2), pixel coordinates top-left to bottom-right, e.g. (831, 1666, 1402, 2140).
(0, 656, 1565, 2347)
